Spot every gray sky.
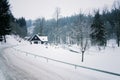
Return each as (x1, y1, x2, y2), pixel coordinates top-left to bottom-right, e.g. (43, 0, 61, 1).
(9, 0, 115, 20)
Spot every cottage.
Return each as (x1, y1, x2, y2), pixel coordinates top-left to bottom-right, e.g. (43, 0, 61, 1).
(29, 34, 48, 44)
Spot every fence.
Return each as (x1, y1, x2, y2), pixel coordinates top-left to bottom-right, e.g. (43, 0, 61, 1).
(13, 47, 120, 77)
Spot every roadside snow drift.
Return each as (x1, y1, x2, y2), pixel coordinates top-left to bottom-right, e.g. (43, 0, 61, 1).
(0, 35, 120, 80)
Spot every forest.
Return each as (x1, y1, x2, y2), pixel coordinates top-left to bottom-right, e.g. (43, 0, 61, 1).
(26, 1, 120, 48)
(0, 0, 120, 48)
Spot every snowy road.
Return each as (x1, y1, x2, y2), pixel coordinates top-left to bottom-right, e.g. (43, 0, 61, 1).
(0, 44, 120, 80)
(0, 46, 38, 80)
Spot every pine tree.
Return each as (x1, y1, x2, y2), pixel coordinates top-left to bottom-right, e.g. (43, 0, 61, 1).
(113, 8, 120, 47)
(0, 0, 11, 42)
(90, 11, 106, 47)
(16, 17, 27, 37)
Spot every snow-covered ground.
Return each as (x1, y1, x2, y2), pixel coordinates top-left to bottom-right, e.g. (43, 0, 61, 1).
(0, 35, 120, 80)
(13, 39, 120, 74)
(0, 70, 5, 80)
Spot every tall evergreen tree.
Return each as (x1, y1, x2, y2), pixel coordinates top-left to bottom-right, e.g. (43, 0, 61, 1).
(112, 8, 120, 47)
(16, 17, 27, 37)
(90, 11, 106, 47)
(16, 17, 26, 27)
(0, 0, 11, 42)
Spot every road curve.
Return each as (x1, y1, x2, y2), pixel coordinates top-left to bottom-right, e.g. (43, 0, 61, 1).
(0, 45, 119, 80)
(0, 45, 67, 80)
(0, 45, 38, 80)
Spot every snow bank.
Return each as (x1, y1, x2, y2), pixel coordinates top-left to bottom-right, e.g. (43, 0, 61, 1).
(2, 35, 120, 80)
(12, 42, 120, 74)
(0, 70, 5, 80)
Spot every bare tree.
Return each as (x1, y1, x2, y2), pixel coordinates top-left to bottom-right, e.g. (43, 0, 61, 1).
(73, 11, 90, 62)
(113, 0, 120, 9)
(80, 19, 90, 62)
(33, 18, 45, 36)
(53, 7, 61, 45)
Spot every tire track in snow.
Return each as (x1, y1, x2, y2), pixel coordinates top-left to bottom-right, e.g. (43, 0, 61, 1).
(7, 48, 110, 80)
(2, 44, 119, 80)
(6, 48, 65, 80)
(0, 45, 38, 80)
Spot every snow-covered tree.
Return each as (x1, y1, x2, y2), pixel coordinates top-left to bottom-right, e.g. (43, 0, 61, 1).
(54, 7, 61, 44)
(73, 12, 90, 62)
(33, 18, 45, 36)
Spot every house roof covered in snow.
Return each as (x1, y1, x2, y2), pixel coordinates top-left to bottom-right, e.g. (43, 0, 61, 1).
(38, 36, 48, 41)
(29, 34, 48, 42)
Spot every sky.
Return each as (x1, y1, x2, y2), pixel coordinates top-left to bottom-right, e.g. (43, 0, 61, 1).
(9, 0, 115, 20)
